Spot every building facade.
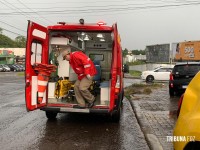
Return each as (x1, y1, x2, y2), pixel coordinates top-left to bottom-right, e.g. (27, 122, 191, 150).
(0, 48, 25, 64)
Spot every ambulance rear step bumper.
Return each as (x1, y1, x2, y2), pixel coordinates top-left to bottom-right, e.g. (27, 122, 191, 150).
(40, 107, 109, 114)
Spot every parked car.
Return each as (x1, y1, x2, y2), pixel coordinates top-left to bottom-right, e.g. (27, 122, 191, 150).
(173, 71, 200, 150)
(141, 66, 173, 82)
(13, 64, 23, 72)
(0, 65, 3, 72)
(169, 62, 200, 96)
(7, 64, 20, 72)
(0, 64, 11, 72)
(123, 64, 129, 73)
(18, 64, 25, 71)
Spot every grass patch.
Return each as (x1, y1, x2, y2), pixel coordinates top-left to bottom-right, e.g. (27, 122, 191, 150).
(127, 60, 146, 65)
(17, 72, 25, 76)
(143, 88, 152, 94)
(129, 70, 141, 77)
(124, 83, 162, 98)
(130, 83, 161, 88)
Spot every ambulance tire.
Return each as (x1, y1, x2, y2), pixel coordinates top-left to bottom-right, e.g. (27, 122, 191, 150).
(169, 88, 175, 97)
(110, 107, 121, 123)
(45, 111, 57, 120)
(121, 89, 124, 102)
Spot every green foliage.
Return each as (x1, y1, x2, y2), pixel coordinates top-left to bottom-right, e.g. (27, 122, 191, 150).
(0, 34, 17, 48)
(0, 28, 2, 34)
(122, 48, 128, 57)
(122, 48, 145, 60)
(130, 83, 162, 88)
(127, 60, 146, 65)
(143, 88, 152, 94)
(129, 70, 141, 77)
(15, 36, 26, 48)
(131, 49, 145, 55)
(0, 30, 26, 48)
(124, 83, 162, 98)
(17, 72, 25, 76)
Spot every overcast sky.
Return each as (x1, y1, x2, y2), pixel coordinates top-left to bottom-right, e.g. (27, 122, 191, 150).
(0, 0, 200, 50)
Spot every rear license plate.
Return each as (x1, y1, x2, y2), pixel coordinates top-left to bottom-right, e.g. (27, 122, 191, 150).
(182, 85, 187, 89)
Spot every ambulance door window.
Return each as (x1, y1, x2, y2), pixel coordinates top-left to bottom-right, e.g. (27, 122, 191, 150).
(89, 54, 104, 61)
(31, 42, 42, 65)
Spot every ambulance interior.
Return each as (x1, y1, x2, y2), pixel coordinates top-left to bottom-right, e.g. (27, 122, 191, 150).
(47, 31, 113, 107)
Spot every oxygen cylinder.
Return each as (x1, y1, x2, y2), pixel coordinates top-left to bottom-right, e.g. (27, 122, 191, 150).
(49, 50, 58, 78)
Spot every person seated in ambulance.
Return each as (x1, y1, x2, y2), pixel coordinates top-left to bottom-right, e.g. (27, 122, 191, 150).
(62, 46, 97, 109)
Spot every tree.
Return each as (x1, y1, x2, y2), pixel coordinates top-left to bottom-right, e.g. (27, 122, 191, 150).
(122, 48, 129, 57)
(15, 36, 26, 48)
(0, 30, 26, 48)
(131, 49, 145, 55)
(0, 27, 2, 34)
(0, 34, 16, 48)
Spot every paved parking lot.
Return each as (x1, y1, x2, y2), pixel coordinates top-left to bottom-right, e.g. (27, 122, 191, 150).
(1, 73, 179, 150)
(0, 73, 151, 150)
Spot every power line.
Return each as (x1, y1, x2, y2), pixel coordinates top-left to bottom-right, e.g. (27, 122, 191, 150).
(0, 20, 26, 33)
(0, 0, 48, 26)
(0, 27, 24, 36)
(0, 1, 199, 16)
(27, 1, 200, 18)
(16, 0, 54, 24)
(9, 0, 148, 4)
(4, 0, 200, 10)
(0, 2, 167, 10)
(0, 0, 199, 37)
(11, 0, 199, 4)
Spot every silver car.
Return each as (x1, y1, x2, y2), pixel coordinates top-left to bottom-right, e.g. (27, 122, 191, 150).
(0, 64, 11, 72)
(0, 65, 3, 72)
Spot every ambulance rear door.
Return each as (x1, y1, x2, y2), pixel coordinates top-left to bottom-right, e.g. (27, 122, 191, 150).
(109, 23, 119, 111)
(25, 21, 48, 111)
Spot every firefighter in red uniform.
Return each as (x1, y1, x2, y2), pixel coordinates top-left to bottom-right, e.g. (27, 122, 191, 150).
(62, 47, 97, 108)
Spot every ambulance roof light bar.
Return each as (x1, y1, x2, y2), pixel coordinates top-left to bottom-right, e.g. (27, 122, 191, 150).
(57, 19, 107, 26)
(97, 21, 107, 26)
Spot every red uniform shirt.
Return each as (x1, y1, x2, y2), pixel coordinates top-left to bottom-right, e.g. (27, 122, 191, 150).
(69, 51, 97, 80)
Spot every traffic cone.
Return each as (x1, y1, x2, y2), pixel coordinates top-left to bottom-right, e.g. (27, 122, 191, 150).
(37, 71, 50, 104)
(34, 63, 57, 104)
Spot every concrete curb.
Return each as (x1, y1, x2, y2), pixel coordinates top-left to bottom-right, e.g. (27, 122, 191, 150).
(146, 134, 163, 150)
(129, 99, 164, 150)
(128, 99, 151, 150)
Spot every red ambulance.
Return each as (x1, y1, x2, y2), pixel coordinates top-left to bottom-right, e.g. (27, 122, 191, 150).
(25, 19, 124, 122)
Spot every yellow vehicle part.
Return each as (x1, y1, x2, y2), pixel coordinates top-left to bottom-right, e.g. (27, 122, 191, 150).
(55, 79, 72, 98)
(173, 72, 200, 150)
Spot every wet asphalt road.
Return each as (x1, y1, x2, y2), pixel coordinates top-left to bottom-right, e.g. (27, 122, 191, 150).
(0, 73, 149, 150)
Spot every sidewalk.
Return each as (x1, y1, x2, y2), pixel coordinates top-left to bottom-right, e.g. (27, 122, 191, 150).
(129, 83, 179, 150)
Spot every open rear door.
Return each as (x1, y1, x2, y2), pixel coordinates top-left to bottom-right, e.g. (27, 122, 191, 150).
(25, 21, 48, 111)
(109, 23, 119, 111)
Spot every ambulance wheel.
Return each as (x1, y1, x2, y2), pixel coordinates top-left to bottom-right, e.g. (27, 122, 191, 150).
(169, 88, 174, 96)
(45, 111, 57, 120)
(110, 107, 121, 123)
